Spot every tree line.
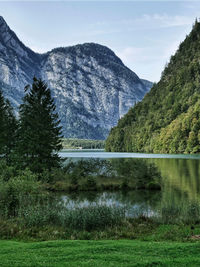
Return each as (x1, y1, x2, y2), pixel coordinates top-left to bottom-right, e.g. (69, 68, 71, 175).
(0, 77, 63, 174)
(62, 138, 104, 149)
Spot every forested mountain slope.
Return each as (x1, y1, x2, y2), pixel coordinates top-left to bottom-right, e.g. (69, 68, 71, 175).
(106, 20, 200, 153)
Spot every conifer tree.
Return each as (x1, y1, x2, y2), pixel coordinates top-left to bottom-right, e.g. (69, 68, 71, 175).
(0, 91, 17, 162)
(0, 90, 7, 155)
(16, 78, 63, 172)
(4, 100, 18, 163)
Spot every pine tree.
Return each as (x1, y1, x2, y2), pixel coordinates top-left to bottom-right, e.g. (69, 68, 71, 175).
(0, 90, 7, 155)
(4, 100, 18, 163)
(0, 91, 17, 162)
(16, 78, 63, 172)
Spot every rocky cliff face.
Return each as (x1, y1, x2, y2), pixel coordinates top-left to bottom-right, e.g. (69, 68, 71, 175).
(0, 16, 152, 139)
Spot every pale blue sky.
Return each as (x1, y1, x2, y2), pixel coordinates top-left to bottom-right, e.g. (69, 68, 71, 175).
(0, 1, 200, 81)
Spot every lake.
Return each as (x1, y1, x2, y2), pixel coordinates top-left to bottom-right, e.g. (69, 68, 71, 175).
(58, 150, 200, 220)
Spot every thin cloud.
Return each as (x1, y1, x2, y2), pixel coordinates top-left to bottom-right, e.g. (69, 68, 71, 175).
(116, 46, 162, 65)
(137, 14, 193, 28)
(92, 14, 194, 33)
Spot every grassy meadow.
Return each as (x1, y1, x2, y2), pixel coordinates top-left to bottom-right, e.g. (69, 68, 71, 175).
(1, 239, 200, 267)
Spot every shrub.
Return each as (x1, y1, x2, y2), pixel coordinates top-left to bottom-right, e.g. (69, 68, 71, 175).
(0, 168, 41, 218)
(82, 177, 97, 191)
(0, 160, 17, 181)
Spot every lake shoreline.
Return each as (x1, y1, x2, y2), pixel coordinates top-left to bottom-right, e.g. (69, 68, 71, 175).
(44, 181, 161, 193)
(59, 149, 200, 159)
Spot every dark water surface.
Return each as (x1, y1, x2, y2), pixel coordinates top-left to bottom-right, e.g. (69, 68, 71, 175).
(58, 150, 200, 218)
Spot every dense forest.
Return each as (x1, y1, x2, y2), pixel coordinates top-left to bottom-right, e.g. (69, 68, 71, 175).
(106, 20, 200, 154)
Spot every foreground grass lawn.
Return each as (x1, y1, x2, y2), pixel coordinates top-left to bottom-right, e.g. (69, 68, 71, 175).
(0, 240, 200, 266)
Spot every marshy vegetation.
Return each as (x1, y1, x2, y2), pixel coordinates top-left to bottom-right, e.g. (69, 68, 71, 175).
(0, 158, 162, 239)
(1, 157, 200, 241)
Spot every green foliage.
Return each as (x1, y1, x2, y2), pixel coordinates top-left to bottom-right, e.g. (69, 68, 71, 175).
(0, 174, 126, 230)
(81, 177, 97, 191)
(0, 90, 17, 162)
(158, 201, 200, 225)
(0, 168, 41, 218)
(106, 20, 200, 153)
(3, 100, 18, 163)
(0, 160, 17, 181)
(47, 159, 162, 192)
(0, 89, 7, 155)
(110, 158, 161, 190)
(15, 78, 63, 172)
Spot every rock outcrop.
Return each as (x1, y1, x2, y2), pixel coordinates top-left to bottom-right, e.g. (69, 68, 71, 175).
(0, 16, 152, 139)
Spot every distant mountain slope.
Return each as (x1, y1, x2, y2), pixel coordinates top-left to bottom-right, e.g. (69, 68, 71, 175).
(140, 79, 153, 92)
(0, 16, 151, 139)
(106, 20, 200, 153)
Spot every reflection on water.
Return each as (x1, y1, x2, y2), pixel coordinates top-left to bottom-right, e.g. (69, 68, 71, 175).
(61, 190, 161, 218)
(59, 151, 200, 220)
(152, 158, 200, 203)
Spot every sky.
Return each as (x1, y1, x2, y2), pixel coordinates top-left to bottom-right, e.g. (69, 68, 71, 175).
(0, 1, 200, 82)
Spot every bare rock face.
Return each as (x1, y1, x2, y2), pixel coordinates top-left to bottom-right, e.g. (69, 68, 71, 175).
(0, 16, 152, 139)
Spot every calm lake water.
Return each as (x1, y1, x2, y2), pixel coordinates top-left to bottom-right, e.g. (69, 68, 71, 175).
(58, 150, 200, 218)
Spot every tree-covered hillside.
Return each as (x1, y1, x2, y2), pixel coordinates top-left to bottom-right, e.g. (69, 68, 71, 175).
(106, 20, 200, 153)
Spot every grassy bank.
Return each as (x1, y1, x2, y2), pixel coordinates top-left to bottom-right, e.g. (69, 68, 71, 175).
(1, 216, 200, 241)
(1, 239, 200, 267)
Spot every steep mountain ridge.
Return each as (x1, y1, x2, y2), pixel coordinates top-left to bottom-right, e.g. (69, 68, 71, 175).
(106, 20, 200, 153)
(0, 16, 41, 87)
(0, 16, 152, 139)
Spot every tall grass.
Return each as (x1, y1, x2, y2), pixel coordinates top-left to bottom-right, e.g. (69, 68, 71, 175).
(156, 201, 200, 224)
(20, 201, 126, 230)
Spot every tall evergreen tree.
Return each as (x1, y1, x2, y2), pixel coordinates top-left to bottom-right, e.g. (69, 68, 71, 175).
(16, 78, 63, 172)
(0, 90, 17, 162)
(4, 100, 18, 163)
(0, 90, 7, 155)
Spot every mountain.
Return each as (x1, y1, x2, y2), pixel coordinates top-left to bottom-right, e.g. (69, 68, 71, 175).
(0, 16, 152, 139)
(140, 79, 153, 92)
(106, 20, 200, 153)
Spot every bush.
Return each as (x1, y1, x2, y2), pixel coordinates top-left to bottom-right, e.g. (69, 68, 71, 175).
(81, 177, 97, 191)
(0, 168, 41, 218)
(0, 160, 17, 181)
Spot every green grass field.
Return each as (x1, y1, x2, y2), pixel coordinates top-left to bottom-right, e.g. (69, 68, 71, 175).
(1, 240, 200, 267)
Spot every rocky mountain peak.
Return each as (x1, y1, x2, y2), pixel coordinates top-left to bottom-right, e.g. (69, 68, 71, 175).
(0, 15, 11, 41)
(0, 16, 7, 26)
(0, 16, 38, 60)
(49, 42, 124, 69)
(0, 16, 152, 139)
